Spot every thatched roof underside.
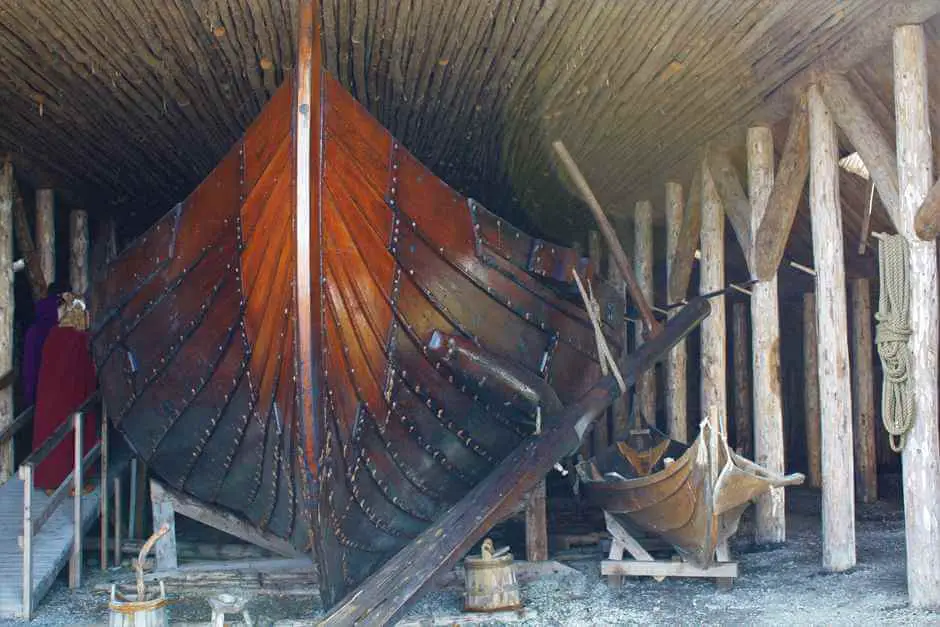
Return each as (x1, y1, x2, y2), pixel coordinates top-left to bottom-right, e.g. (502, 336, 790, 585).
(2, 1, 940, 287)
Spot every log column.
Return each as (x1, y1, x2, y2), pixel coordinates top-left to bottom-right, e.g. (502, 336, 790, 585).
(808, 84, 856, 572)
(894, 24, 940, 608)
(0, 162, 12, 482)
(803, 292, 822, 489)
(665, 182, 687, 441)
(849, 278, 877, 503)
(633, 200, 656, 426)
(748, 126, 786, 545)
(588, 229, 608, 455)
(700, 166, 727, 433)
(69, 210, 89, 295)
(732, 302, 751, 457)
(35, 189, 54, 287)
(608, 260, 630, 440)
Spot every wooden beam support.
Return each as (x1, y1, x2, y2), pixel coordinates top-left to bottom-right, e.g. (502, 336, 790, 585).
(706, 150, 751, 261)
(35, 189, 54, 286)
(700, 164, 727, 435)
(849, 278, 877, 504)
(913, 178, 940, 240)
(893, 24, 940, 609)
(818, 73, 902, 229)
(634, 200, 656, 426)
(607, 261, 630, 440)
(747, 126, 787, 545)
(667, 165, 703, 301)
(808, 84, 856, 572)
(524, 481, 548, 562)
(732, 302, 751, 458)
(150, 480, 178, 572)
(69, 210, 89, 295)
(665, 182, 687, 442)
(12, 190, 47, 300)
(0, 160, 12, 482)
(587, 230, 608, 456)
(803, 292, 822, 489)
(753, 95, 811, 281)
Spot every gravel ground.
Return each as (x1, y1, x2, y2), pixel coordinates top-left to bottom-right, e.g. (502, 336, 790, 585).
(3, 485, 940, 626)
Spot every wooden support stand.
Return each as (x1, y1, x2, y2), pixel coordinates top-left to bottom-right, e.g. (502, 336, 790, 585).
(601, 512, 737, 588)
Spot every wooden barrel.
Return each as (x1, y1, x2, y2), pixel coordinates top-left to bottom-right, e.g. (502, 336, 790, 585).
(108, 581, 169, 627)
(463, 538, 522, 612)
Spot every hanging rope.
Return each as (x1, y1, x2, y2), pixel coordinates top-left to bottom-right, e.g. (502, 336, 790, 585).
(875, 234, 915, 452)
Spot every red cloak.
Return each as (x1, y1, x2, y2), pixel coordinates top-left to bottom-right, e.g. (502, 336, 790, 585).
(31, 326, 99, 490)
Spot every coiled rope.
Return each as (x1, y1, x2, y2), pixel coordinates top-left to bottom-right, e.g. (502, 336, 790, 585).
(875, 234, 914, 452)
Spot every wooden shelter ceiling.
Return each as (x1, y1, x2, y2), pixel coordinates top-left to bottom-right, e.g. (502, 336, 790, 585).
(1, 1, 939, 277)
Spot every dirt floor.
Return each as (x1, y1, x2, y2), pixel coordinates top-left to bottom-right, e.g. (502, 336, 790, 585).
(4, 478, 940, 626)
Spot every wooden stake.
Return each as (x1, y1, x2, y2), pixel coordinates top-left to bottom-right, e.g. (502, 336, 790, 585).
(0, 161, 12, 482)
(524, 481, 548, 562)
(803, 292, 822, 489)
(893, 24, 940, 608)
(849, 278, 877, 503)
(665, 182, 688, 442)
(35, 189, 54, 286)
(552, 141, 660, 336)
(634, 200, 656, 426)
(732, 302, 751, 458)
(150, 480, 179, 571)
(69, 209, 89, 295)
(747, 126, 787, 545)
(808, 84, 856, 571)
(700, 165, 727, 435)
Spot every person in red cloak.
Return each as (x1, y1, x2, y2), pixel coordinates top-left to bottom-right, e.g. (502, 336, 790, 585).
(31, 293, 98, 493)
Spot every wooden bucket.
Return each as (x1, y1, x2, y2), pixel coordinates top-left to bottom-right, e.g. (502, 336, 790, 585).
(108, 581, 168, 627)
(463, 538, 522, 612)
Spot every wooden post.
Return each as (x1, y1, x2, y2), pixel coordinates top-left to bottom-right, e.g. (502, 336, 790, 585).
(894, 24, 940, 608)
(114, 476, 122, 568)
(35, 189, 54, 287)
(747, 126, 786, 545)
(808, 84, 856, 572)
(849, 278, 877, 503)
(21, 463, 33, 619)
(150, 480, 179, 571)
(135, 462, 147, 539)
(803, 292, 822, 489)
(732, 302, 751, 457)
(128, 458, 138, 540)
(608, 261, 630, 440)
(0, 161, 13, 483)
(700, 165, 727, 434)
(665, 182, 687, 442)
(633, 200, 656, 426)
(69, 210, 89, 295)
(69, 413, 83, 588)
(524, 481, 547, 562)
(588, 230, 608, 455)
(99, 404, 109, 570)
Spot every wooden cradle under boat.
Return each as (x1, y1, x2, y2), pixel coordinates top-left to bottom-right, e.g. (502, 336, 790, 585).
(577, 421, 805, 568)
(88, 0, 632, 610)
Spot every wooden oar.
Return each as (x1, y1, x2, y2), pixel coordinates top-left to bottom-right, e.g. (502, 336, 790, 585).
(553, 140, 661, 338)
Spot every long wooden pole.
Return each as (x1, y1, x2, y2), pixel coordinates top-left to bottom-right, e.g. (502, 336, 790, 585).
(732, 302, 752, 457)
(552, 141, 660, 337)
(634, 200, 656, 426)
(700, 164, 727, 435)
(35, 189, 54, 286)
(587, 230, 608, 456)
(69, 209, 89, 295)
(849, 278, 877, 504)
(808, 84, 856, 572)
(607, 261, 630, 440)
(803, 292, 822, 489)
(747, 126, 786, 544)
(0, 160, 13, 483)
(665, 182, 687, 442)
(893, 24, 940, 608)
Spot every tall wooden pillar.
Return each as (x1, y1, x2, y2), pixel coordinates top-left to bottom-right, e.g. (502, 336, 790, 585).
(69, 210, 89, 295)
(700, 166, 727, 433)
(732, 302, 752, 457)
(608, 258, 630, 440)
(633, 200, 656, 426)
(664, 182, 687, 441)
(803, 292, 822, 489)
(748, 126, 786, 544)
(808, 84, 856, 572)
(849, 278, 877, 503)
(894, 24, 940, 608)
(588, 230, 608, 454)
(0, 162, 13, 482)
(35, 189, 55, 287)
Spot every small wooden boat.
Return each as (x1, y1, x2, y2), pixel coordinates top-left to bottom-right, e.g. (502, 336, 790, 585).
(89, 0, 636, 609)
(577, 420, 805, 568)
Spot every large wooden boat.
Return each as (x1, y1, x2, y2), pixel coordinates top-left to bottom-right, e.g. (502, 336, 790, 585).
(576, 421, 805, 567)
(89, 1, 630, 607)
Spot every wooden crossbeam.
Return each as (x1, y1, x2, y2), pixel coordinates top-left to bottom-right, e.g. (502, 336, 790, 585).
(667, 165, 703, 301)
(818, 73, 901, 229)
(705, 149, 752, 261)
(913, 177, 940, 240)
(752, 95, 811, 281)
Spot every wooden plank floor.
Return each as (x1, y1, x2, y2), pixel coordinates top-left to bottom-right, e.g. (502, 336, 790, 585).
(0, 477, 100, 618)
